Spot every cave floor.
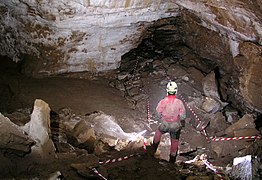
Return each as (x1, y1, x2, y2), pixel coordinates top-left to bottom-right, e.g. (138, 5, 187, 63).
(0, 72, 226, 179)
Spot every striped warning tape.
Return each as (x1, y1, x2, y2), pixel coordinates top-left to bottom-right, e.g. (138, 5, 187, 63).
(164, 75, 210, 139)
(202, 159, 225, 180)
(163, 76, 262, 142)
(147, 98, 151, 126)
(180, 94, 261, 141)
(132, 59, 139, 74)
(211, 135, 261, 142)
(99, 154, 137, 165)
(178, 93, 210, 140)
(92, 168, 107, 180)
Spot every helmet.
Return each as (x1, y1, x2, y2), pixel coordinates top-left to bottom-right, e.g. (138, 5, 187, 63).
(166, 81, 178, 95)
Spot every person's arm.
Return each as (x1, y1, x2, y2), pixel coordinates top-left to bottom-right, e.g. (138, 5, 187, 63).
(179, 101, 186, 127)
(156, 100, 164, 117)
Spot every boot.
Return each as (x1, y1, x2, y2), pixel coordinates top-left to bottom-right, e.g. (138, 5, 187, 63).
(146, 142, 159, 157)
(169, 154, 177, 163)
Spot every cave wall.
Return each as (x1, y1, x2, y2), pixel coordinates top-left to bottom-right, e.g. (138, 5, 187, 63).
(171, 1, 262, 114)
(1, 0, 261, 76)
(0, 0, 262, 113)
(234, 42, 262, 113)
(0, 0, 179, 76)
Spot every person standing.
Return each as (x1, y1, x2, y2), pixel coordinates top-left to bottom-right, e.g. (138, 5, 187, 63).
(149, 81, 186, 163)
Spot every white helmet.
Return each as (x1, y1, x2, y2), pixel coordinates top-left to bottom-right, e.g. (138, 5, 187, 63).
(166, 81, 178, 95)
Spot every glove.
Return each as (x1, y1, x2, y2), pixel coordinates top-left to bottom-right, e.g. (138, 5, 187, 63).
(180, 120, 185, 127)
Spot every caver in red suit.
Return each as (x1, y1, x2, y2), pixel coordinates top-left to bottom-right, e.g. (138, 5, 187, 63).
(150, 81, 186, 163)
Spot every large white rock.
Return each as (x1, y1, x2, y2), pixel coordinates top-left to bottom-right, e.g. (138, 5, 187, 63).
(22, 99, 56, 162)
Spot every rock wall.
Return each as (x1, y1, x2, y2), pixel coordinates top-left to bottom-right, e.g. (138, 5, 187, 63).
(0, 0, 179, 76)
(0, 0, 261, 77)
(0, 0, 262, 113)
(234, 42, 262, 113)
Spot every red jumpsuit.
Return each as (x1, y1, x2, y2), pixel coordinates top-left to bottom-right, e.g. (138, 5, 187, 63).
(153, 95, 186, 157)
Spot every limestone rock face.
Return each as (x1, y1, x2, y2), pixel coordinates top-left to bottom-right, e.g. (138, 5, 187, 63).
(0, 0, 261, 76)
(22, 99, 56, 162)
(0, 0, 179, 76)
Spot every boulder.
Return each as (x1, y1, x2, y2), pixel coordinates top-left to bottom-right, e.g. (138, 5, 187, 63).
(72, 120, 96, 144)
(230, 155, 252, 180)
(201, 97, 221, 113)
(237, 42, 262, 111)
(225, 114, 256, 136)
(208, 112, 229, 137)
(67, 120, 96, 153)
(22, 99, 56, 162)
(4, 110, 30, 126)
(186, 67, 205, 92)
(92, 113, 136, 140)
(202, 71, 220, 99)
(233, 128, 260, 137)
(0, 113, 34, 157)
(225, 110, 239, 123)
(211, 140, 250, 164)
(70, 154, 100, 178)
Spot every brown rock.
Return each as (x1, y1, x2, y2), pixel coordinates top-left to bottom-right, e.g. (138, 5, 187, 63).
(208, 112, 229, 136)
(225, 114, 255, 136)
(233, 128, 260, 137)
(211, 140, 250, 160)
(237, 42, 262, 111)
(72, 120, 96, 144)
(202, 71, 220, 99)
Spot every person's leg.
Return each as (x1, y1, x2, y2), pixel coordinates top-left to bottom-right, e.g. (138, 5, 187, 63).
(153, 122, 169, 145)
(169, 138, 179, 163)
(169, 129, 181, 163)
(153, 129, 162, 145)
(147, 129, 162, 156)
(147, 123, 167, 156)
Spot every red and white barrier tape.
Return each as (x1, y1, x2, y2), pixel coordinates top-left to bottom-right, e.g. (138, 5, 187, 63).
(202, 159, 224, 180)
(178, 94, 262, 141)
(99, 154, 137, 165)
(178, 93, 210, 139)
(92, 168, 107, 180)
(147, 99, 151, 126)
(133, 59, 139, 73)
(165, 76, 210, 140)
(211, 135, 261, 142)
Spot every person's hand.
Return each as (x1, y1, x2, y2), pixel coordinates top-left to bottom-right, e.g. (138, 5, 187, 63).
(157, 113, 163, 119)
(181, 120, 185, 127)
